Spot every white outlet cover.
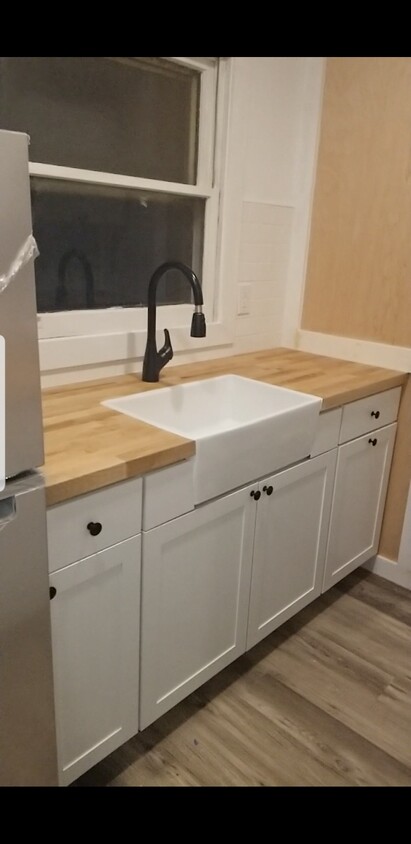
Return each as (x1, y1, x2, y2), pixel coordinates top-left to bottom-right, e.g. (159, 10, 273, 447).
(238, 282, 251, 315)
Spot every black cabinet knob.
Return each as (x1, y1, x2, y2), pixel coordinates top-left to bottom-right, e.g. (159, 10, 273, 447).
(368, 438, 378, 446)
(371, 410, 380, 419)
(87, 521, 102, 536)
(49, 586, 57, 600)
(263, 485, 273, 496)
(250, 490, 261, 500)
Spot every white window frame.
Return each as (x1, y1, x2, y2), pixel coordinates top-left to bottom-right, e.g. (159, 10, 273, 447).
(34, 57, 234, 372)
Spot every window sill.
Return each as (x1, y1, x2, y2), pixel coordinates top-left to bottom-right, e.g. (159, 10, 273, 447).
(38, 320, 233, 373)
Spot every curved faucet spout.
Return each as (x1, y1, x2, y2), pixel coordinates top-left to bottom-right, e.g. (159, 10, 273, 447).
(142, 261, 206, 383)
(147, 261, 204, 309)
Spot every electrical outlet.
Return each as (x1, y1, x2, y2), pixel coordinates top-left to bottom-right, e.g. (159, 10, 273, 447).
(237, 282, 251, 315)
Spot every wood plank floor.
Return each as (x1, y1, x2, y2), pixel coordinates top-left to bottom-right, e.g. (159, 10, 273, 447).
(74, 571, 411, 787)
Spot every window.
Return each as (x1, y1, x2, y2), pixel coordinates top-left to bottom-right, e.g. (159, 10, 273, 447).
(31, 178, 204, 312)
(0, 57, 200, 183)
(0, 57, 224, 348)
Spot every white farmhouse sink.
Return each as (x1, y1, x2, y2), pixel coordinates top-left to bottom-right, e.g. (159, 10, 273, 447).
(103, 375, 322, 504)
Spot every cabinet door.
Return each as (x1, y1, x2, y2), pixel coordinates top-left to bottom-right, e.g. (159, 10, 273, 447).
(140, 486, 255, 730)
(247, 450, 337, 650)
(50, 536, 141, 785)
(323, 423, 396, 591)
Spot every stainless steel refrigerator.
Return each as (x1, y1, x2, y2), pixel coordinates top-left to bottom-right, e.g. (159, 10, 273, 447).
(0, 129, 57, 786)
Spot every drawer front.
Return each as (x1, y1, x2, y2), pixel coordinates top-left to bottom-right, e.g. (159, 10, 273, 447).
(339, 387, 401, 444)
(143, 459, 195, 531)
(47, 477, 142, 572)
(310, 408, 342, 457)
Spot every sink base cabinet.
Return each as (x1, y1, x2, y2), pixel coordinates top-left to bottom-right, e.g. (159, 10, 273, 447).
(140, 451, 338, 728)
(50, 536, 141, 786)
(323, 423, 397, 591)
(140, 486, 255, 730)
(246, 450, 337, 650)
(47, 391, 401, 778)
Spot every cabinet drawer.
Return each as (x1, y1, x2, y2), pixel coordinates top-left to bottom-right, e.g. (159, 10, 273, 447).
(339, 387, 401, 444)
(143, 459, 195, 531)
(310, 408, 342, 457)
(47, 477, 142, 572)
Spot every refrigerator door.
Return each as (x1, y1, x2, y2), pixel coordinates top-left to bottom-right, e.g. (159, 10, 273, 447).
(0, 472, 57, 786)
(0, 129, 44, 478)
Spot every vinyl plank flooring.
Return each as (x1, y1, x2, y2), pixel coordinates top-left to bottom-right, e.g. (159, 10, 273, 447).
(209, 670, 411, 786)
(75, 571, 411, 787)
(283, 588, 410, 677)
(249, 626, 411, 767)
(335, 569, 411, 627)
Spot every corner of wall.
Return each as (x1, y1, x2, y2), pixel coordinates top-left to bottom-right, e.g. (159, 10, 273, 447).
(281, 57, 326, 349)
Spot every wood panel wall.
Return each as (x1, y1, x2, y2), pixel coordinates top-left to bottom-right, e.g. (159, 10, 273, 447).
(302, 57, 411, 347)
(380, 376, 411, 560)
(302, 57, 411, 562)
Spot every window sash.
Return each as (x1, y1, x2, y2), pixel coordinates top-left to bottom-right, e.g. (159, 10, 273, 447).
(34, 57, 220, 342)
(36, 186, 220, 340)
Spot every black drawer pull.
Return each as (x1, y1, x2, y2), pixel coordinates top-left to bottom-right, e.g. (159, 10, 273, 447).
(263, 485, 273, 495)
(250, 490, 261, 500)
(49, 586, 57, 600)
(371, 410, 380, 419)
(368, 438, 378, 447)
(87, 521, 102, 536)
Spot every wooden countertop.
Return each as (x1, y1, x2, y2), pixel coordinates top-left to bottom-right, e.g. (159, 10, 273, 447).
(42, 347, 407, 506)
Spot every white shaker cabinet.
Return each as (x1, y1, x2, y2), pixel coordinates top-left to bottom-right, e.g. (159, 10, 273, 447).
(50, 536, 141, 785)
(323, 423, 396, 591)
(47, 477, 142, 785)
(140, 451, 338, 728)
(140, 485, 255, 730)
(46, 385, 401, 775)
(246, 450, 337, 650)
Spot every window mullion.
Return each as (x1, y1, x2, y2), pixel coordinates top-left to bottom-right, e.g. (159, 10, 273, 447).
(29, 163, 213, 199)
(167, 57, 217, 73)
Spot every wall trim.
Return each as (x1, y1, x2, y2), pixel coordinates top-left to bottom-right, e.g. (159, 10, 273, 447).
(296, 330, 411, 372)
(362, 554, 411, 591)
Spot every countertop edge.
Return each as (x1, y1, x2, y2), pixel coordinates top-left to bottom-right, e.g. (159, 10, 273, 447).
(320, 373, 407, 410)
(45, 440, 195, 506)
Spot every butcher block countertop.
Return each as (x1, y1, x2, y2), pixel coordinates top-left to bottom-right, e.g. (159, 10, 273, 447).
(42, 347, 407, 506)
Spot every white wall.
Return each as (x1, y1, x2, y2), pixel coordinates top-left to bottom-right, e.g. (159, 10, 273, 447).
(231, 56, 325, 356)
(40, 57, 325, 387)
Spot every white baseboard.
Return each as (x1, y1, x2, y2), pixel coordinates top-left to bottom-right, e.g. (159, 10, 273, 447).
(362, 554, 411, 590)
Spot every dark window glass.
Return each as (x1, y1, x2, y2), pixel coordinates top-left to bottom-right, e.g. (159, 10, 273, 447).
(0, 57, 200, 184)
(31, 178, 204, 312)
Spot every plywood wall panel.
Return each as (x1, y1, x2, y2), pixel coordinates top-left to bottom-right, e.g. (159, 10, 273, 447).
(302, 57, 411, 348)
(380, 376, 411, 560)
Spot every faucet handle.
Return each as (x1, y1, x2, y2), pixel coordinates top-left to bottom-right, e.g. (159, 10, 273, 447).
(158, 328, 173, 366)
